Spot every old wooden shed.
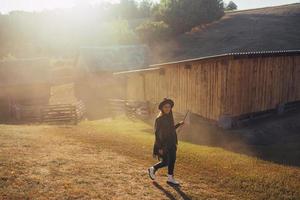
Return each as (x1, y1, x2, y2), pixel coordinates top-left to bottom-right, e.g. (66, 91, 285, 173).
(0, 58, 51, 122)
(74, 45, 149, 119)
(115, 50, 300, 127)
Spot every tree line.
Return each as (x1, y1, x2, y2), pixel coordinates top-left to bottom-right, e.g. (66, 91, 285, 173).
(0, 0, 237, 59)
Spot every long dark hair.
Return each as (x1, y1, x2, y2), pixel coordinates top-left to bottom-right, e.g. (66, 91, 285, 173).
(157, 109, 175, 125)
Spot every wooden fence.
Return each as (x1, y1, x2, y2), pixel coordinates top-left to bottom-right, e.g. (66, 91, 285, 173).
(13, 104, 43, 122)
(13, 101, 85, 124)
(109, 99, 150, 119)
(41, 101, 85, 124)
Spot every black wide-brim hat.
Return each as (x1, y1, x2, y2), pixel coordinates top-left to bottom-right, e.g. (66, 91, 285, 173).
(158, 98, 174, 110)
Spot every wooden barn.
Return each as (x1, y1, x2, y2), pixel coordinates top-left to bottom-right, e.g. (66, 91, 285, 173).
(74, 45, 149, 119)
(115, 50, 300, 128)
(0, 58, 51, 122)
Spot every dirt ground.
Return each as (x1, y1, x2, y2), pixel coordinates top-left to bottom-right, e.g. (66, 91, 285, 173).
(175, 110, 300, 167)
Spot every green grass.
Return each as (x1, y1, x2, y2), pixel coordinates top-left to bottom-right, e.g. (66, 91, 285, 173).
(79, 117, 300, 200)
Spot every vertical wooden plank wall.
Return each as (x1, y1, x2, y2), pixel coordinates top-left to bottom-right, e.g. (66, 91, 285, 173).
(221, 55, 300, 117)
(295, 56, 300, 100)
(126, 74, 145, 101)
(125, 54, 300, 121)
(141, 60, 223, 121)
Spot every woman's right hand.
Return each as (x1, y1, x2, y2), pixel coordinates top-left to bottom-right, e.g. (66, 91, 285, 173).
(159, 149, 163, 155)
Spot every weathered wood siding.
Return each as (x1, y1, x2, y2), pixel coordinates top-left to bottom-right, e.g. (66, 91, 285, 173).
(125, 54, 300, 121)
(128, 60, 223, 121)
(126, 73, 145, 101)
(221, 55, 300, 117)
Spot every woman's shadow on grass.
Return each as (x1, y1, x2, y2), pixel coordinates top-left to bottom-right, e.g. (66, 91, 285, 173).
(152, 182, 192, 200)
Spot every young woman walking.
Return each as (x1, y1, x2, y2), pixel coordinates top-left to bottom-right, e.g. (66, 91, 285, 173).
(148, 98, 184, 185)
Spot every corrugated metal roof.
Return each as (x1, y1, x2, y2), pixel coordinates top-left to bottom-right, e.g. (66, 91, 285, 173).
(150, 50, 300, 67)
(114, 67, 161, 75)
(227, 49, 300, 56)
(115, 50, 300, 75)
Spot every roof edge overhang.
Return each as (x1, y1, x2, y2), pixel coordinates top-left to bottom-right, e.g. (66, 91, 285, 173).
(114, 49, 300, 75)
(150, 50, 300, 67)
(113, 67, 161, 76)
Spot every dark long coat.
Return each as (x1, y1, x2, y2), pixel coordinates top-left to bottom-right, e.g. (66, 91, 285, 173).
(153, 113, 181, 160)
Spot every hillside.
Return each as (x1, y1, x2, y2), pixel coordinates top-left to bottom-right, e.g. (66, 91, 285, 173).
(152, 3, 300, 63)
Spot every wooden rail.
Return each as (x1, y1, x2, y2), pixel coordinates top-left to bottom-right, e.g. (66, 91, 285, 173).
(41, 101, 85, 124)
(12, 101, 85, 124)
(109, 99, 150, 119)
(13, 104, 43, 122)
(109, 99, 127, 115)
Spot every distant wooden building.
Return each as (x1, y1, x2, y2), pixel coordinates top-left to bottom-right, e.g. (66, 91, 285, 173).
(74, 45, 149, 119)
(0, 58, 51, 122)
(115, 50, 300, 127)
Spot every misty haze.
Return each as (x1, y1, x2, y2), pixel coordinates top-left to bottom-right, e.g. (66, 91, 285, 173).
(0, 0, 300, 199)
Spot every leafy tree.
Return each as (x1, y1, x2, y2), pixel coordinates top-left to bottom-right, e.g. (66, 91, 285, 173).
(138, 0, 153, 18)
(136, 21, 171, 44)
(155, 0, 224, 34)
(226, 1, 238, 11)
(0, 0, 226, 58)
(118, 0, 140, 19)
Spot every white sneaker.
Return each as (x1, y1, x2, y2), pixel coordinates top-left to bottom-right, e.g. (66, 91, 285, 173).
(167, 174, 180, 185)
(148, 167, 156, 180)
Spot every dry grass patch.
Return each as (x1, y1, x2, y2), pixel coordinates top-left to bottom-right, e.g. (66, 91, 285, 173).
(0, 118, 300, 199)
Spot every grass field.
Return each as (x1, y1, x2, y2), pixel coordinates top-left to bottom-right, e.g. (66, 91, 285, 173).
(0, 117, 300, 199)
